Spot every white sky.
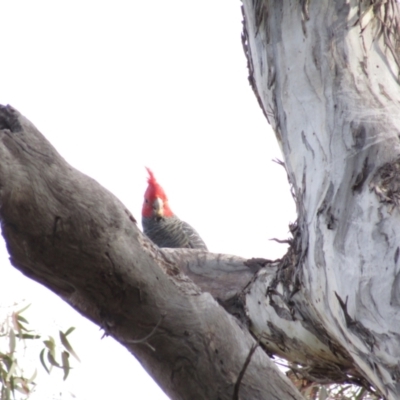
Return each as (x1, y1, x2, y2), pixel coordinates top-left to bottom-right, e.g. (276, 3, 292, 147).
(0, 1, 296, 399)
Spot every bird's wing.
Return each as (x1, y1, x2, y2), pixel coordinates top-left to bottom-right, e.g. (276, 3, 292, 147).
(181, 221, 208, 250)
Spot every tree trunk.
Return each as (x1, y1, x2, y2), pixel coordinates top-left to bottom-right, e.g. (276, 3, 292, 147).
(241, 0, 400, 398)
(1, 0, 400, 399)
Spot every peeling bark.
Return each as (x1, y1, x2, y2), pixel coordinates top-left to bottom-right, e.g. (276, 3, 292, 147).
(0, 106, 302, 399)
(241, 0, 400, 398)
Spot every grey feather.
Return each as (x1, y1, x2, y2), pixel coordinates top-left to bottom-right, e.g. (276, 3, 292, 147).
(142, 215, 207, 250)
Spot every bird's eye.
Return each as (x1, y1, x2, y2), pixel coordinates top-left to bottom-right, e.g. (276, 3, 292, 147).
(145, 199, 149, 204)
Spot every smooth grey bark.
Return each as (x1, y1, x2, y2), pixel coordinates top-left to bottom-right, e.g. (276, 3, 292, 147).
(0, 106, 302, 400)
(241, 0, 400, 399)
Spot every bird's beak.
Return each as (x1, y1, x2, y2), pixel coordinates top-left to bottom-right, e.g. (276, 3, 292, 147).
(153, 197, 164, 217)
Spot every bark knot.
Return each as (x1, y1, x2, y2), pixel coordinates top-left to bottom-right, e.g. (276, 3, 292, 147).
(370, 157, 400, 211)
(0, 105, 23, 133)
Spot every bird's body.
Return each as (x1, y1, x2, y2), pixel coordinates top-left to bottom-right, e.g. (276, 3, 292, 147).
(141, 168, 207, 250)
(142, 214, 207, 249)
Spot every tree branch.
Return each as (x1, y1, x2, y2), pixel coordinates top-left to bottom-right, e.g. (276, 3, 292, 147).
(0, 105, 303, 399)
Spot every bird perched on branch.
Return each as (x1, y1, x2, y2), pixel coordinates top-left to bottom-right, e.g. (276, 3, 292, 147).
(142, 168, 208, 250)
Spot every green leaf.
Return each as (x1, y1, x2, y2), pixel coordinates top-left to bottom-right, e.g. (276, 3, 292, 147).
(6, 360, 16, 381)
(61, 351, 70, 380)
(13, 383, 30, 395)
(59, 330, 80, 362)
(28, 369, 37, 383)
(39, 349, 50, 374)
(20, 378, 30, 395)
(0, 364, 7, 381)
(9, 374, 15, 393)
(64, 327, 76, 336)
(11, 311, 32, 334)
(47, 351, 61, 368)
(43, 337, 56, 355)
(16, 304, 31, 315)
(20, 333, 41, 340)
(1, 354, 14, 371)
(9, 330, 16, 355)
(16, 315, 29, 324)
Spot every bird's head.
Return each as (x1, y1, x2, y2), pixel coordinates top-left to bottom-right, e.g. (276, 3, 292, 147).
(142, 167, 174, 219)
